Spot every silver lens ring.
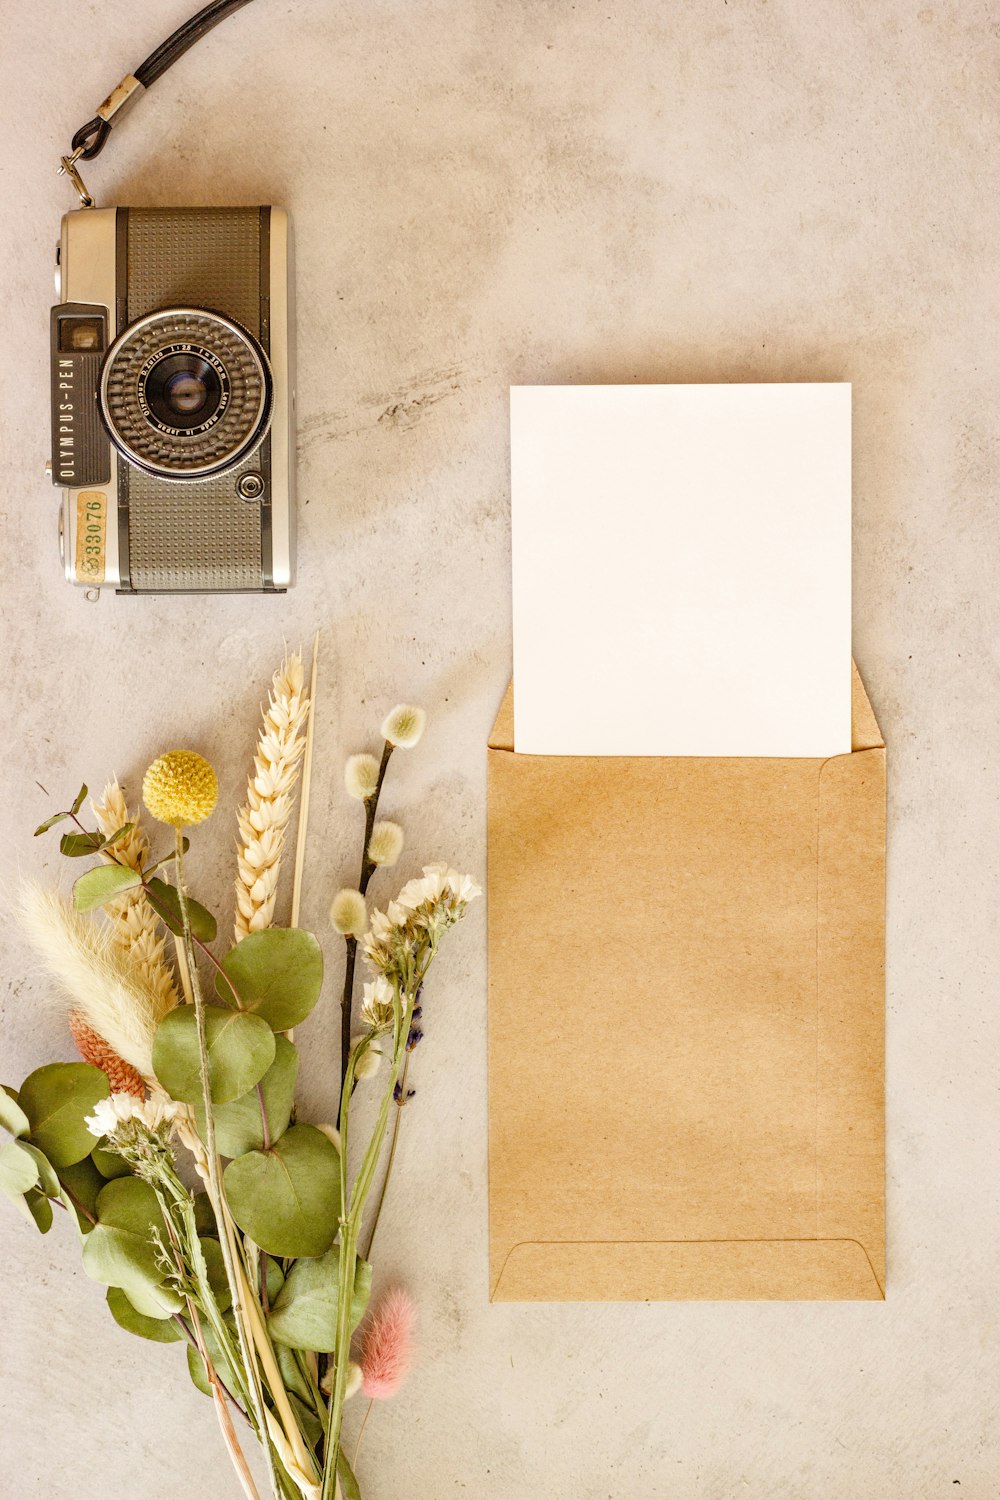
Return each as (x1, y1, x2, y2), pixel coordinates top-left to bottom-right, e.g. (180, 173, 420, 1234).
(98, 308, 272, 480)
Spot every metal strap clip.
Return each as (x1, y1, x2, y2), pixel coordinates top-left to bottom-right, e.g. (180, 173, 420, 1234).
(57, 147, 95, 209)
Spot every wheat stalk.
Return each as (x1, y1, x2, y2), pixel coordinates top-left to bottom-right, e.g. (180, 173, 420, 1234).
(17, 883, 171, 1084)
(234, 652, 311, 942)
(92, 780, 179, 1017)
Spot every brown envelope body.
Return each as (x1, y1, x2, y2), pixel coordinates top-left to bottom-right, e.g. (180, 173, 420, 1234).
(487, 665, 885, 1301)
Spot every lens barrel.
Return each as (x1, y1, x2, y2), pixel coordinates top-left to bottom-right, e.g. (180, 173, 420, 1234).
(98, 307, 272, 480)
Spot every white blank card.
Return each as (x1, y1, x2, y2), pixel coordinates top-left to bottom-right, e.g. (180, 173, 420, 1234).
(510, 383, 852, 757)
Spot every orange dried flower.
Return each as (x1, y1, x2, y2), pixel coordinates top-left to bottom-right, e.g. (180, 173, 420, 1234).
(69, 1012, 145, 1098)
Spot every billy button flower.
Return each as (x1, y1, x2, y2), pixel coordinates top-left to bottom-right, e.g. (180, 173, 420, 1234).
(142, 750, 218, 828)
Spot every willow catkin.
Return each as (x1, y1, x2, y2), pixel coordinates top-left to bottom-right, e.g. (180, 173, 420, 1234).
(92, 780, 179, 1018)
(234, 653, 311, 941)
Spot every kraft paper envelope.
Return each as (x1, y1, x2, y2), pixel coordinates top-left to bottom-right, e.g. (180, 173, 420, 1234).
(487, 662, 885, 1301)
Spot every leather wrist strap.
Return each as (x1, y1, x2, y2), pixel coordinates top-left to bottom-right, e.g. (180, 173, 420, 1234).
(59, 0, 256, 204)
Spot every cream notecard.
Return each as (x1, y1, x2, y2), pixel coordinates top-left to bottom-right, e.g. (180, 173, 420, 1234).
(510, 382, 852, 757)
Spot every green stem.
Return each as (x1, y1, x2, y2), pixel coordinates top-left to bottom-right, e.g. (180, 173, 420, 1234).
(339, 741, 394, 1110)
(320, 990, 415, 1500)
(362, 1047, 412, 1261)
(174, 828, 283, 1500)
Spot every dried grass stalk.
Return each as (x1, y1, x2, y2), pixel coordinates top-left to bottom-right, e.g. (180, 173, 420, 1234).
(234, 653, 311, 941)
(18, 883, 170, 1084)
(92, 780, 179, 1016)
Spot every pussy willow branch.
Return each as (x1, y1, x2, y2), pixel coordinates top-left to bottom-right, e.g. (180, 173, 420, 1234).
(338, 739, 394, 1112)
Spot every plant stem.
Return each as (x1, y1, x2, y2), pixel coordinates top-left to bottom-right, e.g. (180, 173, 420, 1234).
(320, 991, 415, 1500)
(352, 1400, 374, 1468)
(362, 1048, 412, 1261)
(174, 829, 283, 1500)
(338, 740, 393, 1112)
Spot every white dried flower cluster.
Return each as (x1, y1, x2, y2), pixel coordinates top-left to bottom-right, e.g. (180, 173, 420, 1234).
(367, 820, 404, 868)
(345, 753, 380, 801)
(234, 654, 311, 941)
(92, 781, 179, 1018)
(360, 977, 396, 1029)
(86, 1091, 178, 1141)
(330, 888, 367, 938)
(362, 864, 481, 977)
(380, 704, 426, 749)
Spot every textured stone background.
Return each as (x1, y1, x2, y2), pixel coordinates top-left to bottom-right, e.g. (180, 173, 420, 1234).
(1, 1, 997, 1495)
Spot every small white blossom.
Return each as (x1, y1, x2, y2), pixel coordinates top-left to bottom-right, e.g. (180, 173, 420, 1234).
(86, 1092, 178, 1140)
(380, 704, 426, 749)
(361, 977, 396, 1028)
(395, 862, 481, 913)
(345, 753, 380, 801)
(330, 887, 367, 938)
(367, 820, 404, 868)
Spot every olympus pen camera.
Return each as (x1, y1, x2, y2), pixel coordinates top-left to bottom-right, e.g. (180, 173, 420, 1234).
(50, 206, 294, 594)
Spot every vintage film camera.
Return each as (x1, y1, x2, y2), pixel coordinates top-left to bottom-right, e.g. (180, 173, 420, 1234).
(51, 204, 294, 595)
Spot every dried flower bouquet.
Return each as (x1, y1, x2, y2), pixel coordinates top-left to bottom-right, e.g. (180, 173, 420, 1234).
(1, 650, 478, 1500)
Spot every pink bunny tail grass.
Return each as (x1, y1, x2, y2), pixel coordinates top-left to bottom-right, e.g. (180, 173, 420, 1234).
(358, 1288, 415, 1399)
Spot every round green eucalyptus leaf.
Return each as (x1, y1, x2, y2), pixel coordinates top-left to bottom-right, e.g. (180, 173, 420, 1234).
(187, 1319, 238, 1398)
(82, 1223, 182, 1314)
(107, 1286, 183, 1343)
(145, 877, 217, 943)
(194, 1035, 299, 1157)
(91, 1141, 132, 1179)
(222, 1124, 341, 1259)
(0, 1086, 29, 1138)
(0, 1141, 40, 1198)
(59, 1156, 105, 1222)
(96, 1176, 164, 1238)
(25, 1189, 54, 1234)
(216, 928, 324, 1030)
(18, 1143, 61, 1199)
(20, 1063, 109, 1167)
(119, 1284, 179, 1321)
(267, 1250, 371, 1352)
(152, 1004, 276, 1105)
(73, 862, 143, 912)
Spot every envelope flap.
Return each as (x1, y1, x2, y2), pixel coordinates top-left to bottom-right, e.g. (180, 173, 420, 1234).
(488, 680, 515, 751)
(490, 663, 883, 755)
(851, 661, 884, 750)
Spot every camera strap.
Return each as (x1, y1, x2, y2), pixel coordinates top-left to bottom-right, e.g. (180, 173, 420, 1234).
(58, 0, 256, 208)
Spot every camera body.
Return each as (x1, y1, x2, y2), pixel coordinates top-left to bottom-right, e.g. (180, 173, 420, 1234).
(51, 206, 294, 594)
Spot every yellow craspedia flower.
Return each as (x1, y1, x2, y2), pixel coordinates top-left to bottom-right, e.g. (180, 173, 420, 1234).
(142, 750, 218, 827)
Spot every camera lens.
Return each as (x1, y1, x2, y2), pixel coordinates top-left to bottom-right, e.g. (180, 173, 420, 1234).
(98, 308, 272, 480)
(143, 352, 224, 430)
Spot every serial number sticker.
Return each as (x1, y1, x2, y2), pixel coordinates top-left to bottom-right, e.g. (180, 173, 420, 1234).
(75, 491, 106, 585)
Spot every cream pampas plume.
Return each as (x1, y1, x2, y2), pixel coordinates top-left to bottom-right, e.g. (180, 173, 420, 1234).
(234, 653, 311, 941)
(92, 780, 179, 1017)
(18, 884, 169, 1084)
(358, 1287, 415, 1399)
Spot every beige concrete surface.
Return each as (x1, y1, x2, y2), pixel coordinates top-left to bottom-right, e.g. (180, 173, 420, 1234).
(0, 1, 997, 1495)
